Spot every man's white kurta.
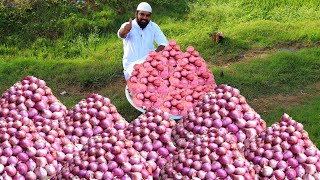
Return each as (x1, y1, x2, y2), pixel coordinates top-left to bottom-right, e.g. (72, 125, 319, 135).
(118, 19, 168, 80)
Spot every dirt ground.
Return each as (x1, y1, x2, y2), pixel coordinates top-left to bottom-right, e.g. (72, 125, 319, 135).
(250, 82, 320, 114)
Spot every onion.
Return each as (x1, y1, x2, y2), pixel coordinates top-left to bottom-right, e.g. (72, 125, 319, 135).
(34, 167, 47, 179)
(261, 166, 273, 177)
(216, 169, 227, 178)
(212, 119, 222, 128)
(285, 168, 297, 179)
(115, 154, 128, 163)
(26, 160, 37, 171)
(274, 169, 285, 179)
(305, 164, 317, 174)
(295, 165, 306, 177)
(306, 156, 318, 164)
(229, 110, 241, 119)
(287, 158, 299, 167)
(25, 171, 37, 180)
(5, 165, 17, 176)
(0, 164, 4, 174)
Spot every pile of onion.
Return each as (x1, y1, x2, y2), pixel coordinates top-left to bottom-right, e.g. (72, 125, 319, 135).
(0, 116, 59, 179)
(66, 126, 153, 179)
(160, 127, 256, 179)
(127, 40, 216, 116)
(0, 76, 79, 169)
(244, 113, 320, 179)
(0, 76, 68, 122)
(125, 107, 177, 179)
(60, 93, 128, 148)
(172, 84, 266, 150)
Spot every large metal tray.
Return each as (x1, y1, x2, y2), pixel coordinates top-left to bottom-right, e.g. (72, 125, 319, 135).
(125, 86, 182, 120)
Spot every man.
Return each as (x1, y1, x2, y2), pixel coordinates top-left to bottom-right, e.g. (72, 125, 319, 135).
(118, 2, 168, 80)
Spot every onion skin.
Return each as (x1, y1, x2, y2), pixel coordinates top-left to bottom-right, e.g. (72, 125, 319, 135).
(243, 113, 320, 179)
(62, 108, 153, 179)
(161, 100, 257, 179)
(2, 65, 320, 180)
(0, 76, 77, 179)
(124, 107, 177, 179)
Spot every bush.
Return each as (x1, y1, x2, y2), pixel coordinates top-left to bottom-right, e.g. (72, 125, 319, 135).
(0, 0, 75, 47)
(97, 0, 190, 16)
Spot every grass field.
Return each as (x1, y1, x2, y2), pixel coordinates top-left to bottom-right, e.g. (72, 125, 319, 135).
(0, 0, 320, 147)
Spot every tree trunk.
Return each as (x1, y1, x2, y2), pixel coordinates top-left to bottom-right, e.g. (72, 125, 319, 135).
(81, 0, 97, 16)
(86, 0, 97, 11)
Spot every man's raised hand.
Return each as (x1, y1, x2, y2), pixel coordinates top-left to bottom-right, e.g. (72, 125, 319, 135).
(124, 18, 132, 33)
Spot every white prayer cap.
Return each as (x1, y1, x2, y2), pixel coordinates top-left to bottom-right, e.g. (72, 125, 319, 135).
(136, 2, 152, 13)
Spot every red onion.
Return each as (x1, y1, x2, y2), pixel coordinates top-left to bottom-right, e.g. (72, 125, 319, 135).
(305, 164, 317, 174)
(164, 113, 255, 179)
(295, 165, 306, 177)
(291, 144, 303, 154)
(16, 162, 28, 175)
(115, 154, 128, 163)
(306, 156, 318, 164)
(8, 156, 18, 165)
(287, 158, 299, 167)
(227, 124, 239, 133)
(285, 168, 297, 179)
(0, 165, 6, 177)
(5, 165, 17, 176)
(34, 167, 47, 179)
(25, 171, 37, 180)
(158, 147, 169, 157)
(216, 169, 227, 178)
(235, 118, 246, 128)
(243, 113, 320, 180)
(225, 164, 236, 175)
(274, 169, 285, 179)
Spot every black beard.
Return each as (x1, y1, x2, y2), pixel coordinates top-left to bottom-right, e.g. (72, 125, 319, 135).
(137, 19, 149, 29)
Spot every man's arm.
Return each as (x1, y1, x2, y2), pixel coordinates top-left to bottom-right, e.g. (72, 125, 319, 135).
(154, 23, 168, 51)
(119, 27, 130, 38)
(118, 18, 132, 38)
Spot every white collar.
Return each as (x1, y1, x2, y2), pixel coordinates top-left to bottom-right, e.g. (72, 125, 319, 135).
(133, 18, 152, 29)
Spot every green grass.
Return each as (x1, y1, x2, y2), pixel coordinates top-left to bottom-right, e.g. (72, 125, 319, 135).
(212, 48, 320, 99)
(286, 97, 320, 148)
(0, 56, 123, 92)
(155, 0, 320, 65)
(212, 48, 320, 147)
(260, 96, 320, 148)
(2, 0, 320, 65)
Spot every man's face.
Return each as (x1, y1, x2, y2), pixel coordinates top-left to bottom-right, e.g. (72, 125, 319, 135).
(136, 11, 151, 29)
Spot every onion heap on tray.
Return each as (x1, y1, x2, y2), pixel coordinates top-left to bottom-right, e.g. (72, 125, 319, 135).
(0, 116, 59, 179)
(244, 113, 320, 179)
(125, 107, 177, 179)
(172, 84, 267, 151)
(161, 127, 256, 179)
(127, 40, 216, 116)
